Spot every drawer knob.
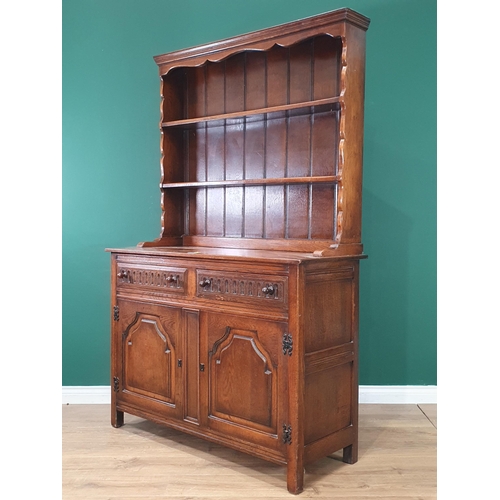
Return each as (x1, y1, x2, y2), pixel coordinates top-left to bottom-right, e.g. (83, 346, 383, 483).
(166, 275, 178, 283)
(117, 270, 129, 280)
(199, 278, 211, 288)
(262, 285, 276, 296)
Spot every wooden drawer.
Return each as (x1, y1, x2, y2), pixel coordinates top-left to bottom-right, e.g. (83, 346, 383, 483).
(196, 269, 287, 308)
(116, 261, 187, 296)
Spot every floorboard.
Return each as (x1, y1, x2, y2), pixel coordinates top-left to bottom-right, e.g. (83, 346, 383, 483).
(62, 404, 436, 499)
(418, 404, 437, 428)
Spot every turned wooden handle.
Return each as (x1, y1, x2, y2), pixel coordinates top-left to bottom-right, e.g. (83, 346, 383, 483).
(262, 285, 276, 296)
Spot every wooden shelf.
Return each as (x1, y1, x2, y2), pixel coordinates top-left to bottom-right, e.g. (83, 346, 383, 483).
(161, 175, 341, 189)
(161, 97, 342, 128)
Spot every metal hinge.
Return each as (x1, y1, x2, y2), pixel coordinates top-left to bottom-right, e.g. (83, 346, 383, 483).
(113, 376, 119, 392)
(282, 333, 293, 356)
(113, 305, 119, 321)
(282, 424, 292, 445)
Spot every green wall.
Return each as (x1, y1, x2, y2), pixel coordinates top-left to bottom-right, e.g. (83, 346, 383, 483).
(63, 0, 436, 386)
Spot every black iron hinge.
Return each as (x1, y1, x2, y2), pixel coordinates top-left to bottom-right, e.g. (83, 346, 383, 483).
(282, 424, 292, 445)
(282, 333, 293, 356)
(113, 305, 119, 321)
(113, 376, 119, 392)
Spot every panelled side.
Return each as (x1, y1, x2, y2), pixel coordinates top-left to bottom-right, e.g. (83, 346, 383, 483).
(302, 259, 359, 463)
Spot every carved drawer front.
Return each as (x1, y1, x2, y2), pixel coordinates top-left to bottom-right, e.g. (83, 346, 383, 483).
(196, 269, 287, 308)
(116, 263, 187, 295)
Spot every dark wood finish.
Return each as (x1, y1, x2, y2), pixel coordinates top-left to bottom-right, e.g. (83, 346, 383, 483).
(107, 8, 369, 495)
(161, 175, 340, 189)
(161, 98, 341, 127)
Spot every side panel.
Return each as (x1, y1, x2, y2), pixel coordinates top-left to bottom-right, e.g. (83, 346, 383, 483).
(302, 261, 359, 460)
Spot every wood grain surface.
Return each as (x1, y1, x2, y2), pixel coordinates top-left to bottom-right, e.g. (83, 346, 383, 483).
(63, 404, 436, 499)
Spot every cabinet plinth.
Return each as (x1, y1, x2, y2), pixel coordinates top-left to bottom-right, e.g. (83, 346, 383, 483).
(107, 8, 369, 494)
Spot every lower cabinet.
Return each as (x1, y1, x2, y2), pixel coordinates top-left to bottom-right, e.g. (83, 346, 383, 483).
(109, 252, 361, 494)
(112, 300, 289, 462)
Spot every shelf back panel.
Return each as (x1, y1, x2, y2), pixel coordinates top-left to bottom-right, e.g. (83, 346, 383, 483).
(165, 106, 340, 241)
(162, 35, 342, 122)
(182, 183, 338, 241)
(160, 34, 344, 249)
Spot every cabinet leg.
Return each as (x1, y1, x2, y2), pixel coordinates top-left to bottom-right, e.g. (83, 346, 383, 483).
(343, 443, 358, 464)
(286, 463, 304, 495)
(111, 408, 124, 428)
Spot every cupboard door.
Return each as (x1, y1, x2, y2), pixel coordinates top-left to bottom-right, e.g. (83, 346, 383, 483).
(113, 300, 183, 419)
(202, 312, 288, 455)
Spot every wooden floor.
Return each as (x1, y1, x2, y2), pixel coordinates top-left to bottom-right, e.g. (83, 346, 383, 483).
(62, 404, 436, 499)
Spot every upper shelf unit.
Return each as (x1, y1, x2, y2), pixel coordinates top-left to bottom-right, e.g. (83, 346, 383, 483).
(142, 9, 369, 254)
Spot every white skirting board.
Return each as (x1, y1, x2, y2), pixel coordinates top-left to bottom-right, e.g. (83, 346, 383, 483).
(62, 385, 437, 405)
